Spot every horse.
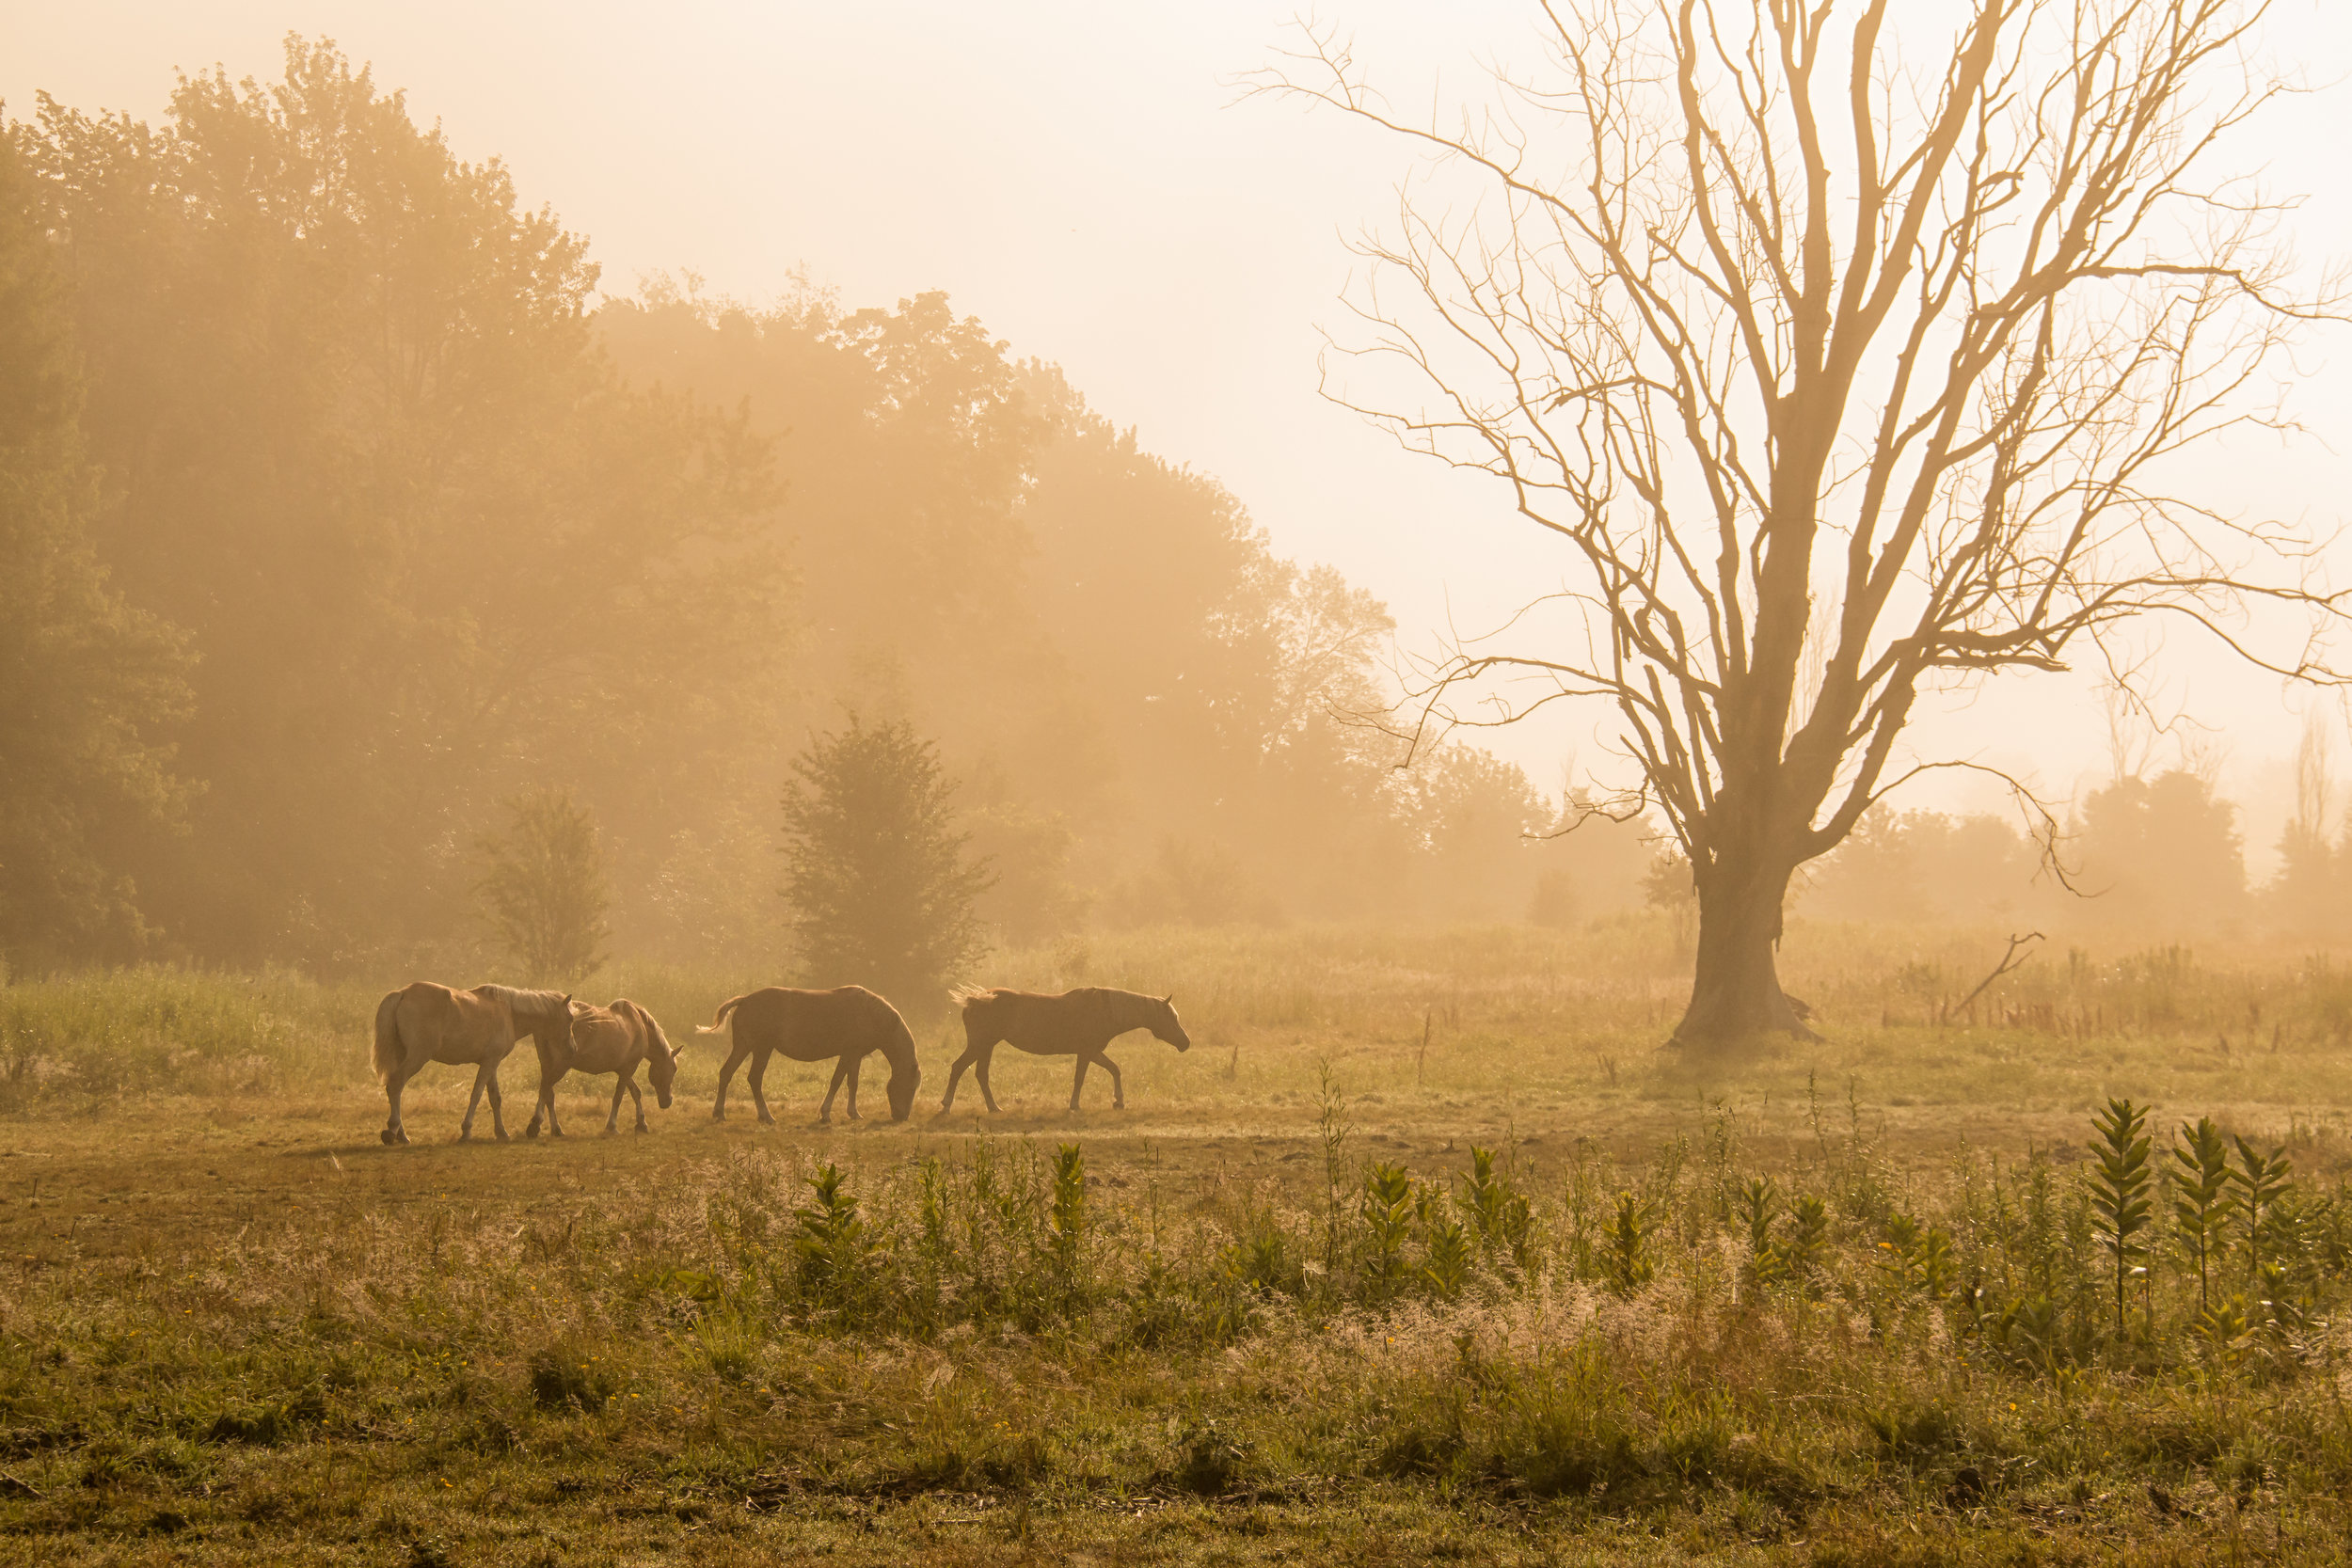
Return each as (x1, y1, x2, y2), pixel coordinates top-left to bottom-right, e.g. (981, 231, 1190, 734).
(521, 998, 680, 1138)
(371, 982, 572, 1145)
(694, 986, 923, 1124)
(938, 987, 1190, 1114)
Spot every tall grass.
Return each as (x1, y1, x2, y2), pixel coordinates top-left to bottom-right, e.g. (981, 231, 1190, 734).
(8, 922, 2352, 1120)
(6, 1094, 2351, 1546)
(11, 927, 2352, 1554)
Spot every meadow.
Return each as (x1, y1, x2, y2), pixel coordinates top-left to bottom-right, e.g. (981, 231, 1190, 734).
(5, 918, 2352, 1565)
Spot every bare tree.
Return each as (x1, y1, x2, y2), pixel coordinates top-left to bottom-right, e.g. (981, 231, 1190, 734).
(1262, 0, 2348, 1046)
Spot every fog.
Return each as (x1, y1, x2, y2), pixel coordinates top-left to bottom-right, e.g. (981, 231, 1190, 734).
(8, 4, 2352, 977)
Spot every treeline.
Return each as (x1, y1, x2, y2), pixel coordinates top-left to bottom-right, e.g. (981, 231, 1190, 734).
(1798, 758, 2348, 940)
(0, 39, 1611, 978)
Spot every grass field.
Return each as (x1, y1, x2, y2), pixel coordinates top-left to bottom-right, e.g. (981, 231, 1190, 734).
(6, 918, 2352, 1564)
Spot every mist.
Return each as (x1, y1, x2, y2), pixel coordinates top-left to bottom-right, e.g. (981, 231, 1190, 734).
(7, 29, 2352, 982)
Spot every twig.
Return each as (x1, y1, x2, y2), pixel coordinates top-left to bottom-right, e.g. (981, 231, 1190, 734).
(1943, 933, 2045, 1026)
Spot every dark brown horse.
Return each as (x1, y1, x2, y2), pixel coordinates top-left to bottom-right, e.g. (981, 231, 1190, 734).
(939, 987, 1190, 1113)
(694, 986, 922, 1123)
(522, 998, 680, 1138)
(371, 982, 572, 1145)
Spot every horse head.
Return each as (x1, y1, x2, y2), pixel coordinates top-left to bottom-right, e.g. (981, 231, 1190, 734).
(885, 1034, 922, 1122)
(638, 1006, 679, 1110)
(1153, 993, 1191, 1053)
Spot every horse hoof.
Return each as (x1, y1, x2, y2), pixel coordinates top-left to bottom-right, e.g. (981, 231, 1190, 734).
(456, 1132, 472, 1144)
(601, 1129, 615, 1139)
(522, 1126, 538, 1140)
(380, 1130, 398, 1146)
(495, 1130, 510, 1144)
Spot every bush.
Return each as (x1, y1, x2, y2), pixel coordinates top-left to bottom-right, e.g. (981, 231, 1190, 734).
(778, 713, 992, 1012)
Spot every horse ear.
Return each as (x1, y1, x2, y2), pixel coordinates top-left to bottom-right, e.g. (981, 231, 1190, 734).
(1161, 993, 1173, 1006)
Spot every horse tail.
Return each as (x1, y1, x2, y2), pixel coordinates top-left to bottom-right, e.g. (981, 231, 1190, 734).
(372, 990, 405, 1085)
(695, 994, 748, 1037)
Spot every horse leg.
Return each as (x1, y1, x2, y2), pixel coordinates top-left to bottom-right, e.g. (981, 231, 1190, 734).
(845, 1051, 864, 1121)
(939, 1045, 980, 1113)
(381, 1067, 413, 1146)
(713, 1040, 752, 1120)
(458, 1063, 492, 1143)
(975, 1042, 1002, 1114)
(526, 1066, 562, 1139)
(1069, 1053, 1090, 1112)
(818, 1056, 850, 1124)
(1095, 1050, 1125, 1110)
(748, 1048, 776, 1125)
(626, 1072, 648, 1133)
(605, 1074, 628, 1136)
(485, 1064, 510, 1142)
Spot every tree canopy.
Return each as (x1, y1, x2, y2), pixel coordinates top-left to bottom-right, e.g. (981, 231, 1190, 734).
(0, 38, 1576, 976)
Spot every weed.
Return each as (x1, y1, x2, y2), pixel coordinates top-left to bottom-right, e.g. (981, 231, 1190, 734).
(2089, 1097, 2154, 1338)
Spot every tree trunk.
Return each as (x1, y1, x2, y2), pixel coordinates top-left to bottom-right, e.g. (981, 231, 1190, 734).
(1672, 848, 1809, 1047)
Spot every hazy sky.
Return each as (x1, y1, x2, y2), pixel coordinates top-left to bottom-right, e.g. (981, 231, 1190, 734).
(12, 0, 2352, 867)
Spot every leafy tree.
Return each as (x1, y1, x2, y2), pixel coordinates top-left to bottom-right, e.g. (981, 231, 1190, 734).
(0, 129, 188, 970)
(779, 714, 992, 1010)
(2075, 770, 2247, 934)
(1643, 850, 1697, 960)
(475, 788, 611, 982)
(1394, 745, 1550, 921)
(23, 40, 776, 967)
(2270, 720, 2346, 934)
(1808, 807, 2041, 927)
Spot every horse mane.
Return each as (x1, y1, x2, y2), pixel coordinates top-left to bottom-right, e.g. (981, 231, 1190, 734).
(476, 984, 570, 1016)
(1103, 987, 1166, 1025)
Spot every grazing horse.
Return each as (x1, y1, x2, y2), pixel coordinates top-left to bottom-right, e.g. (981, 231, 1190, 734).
(939, 987, 1191, 1114)
(694, 986, 921, 1124)
(522, 999, 680, 1138)
(372, 982, 572, 1145)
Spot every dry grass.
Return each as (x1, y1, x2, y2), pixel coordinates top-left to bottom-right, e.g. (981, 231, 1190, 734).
(6, 919, 2352, 1563)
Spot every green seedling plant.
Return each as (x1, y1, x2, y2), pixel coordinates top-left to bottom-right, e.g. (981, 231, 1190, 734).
(1422, 1211, 1472, 1299)
(1361, 1162, 1415, 1299)
(1737, 1176, 1780, 1253)
(1049, 1142, 1087, 1290)
(2229, 1135, 2293, 1288)
(1778, 1195, 1831, 1292)
(1603, 1192, 1654, 1294)
(1876, 1212, 1957, 1299)
(793, 1162, 876, 1308)
(1461, 1145, 1533, 1268)
(2172, 1117, 2237, 1316)
(2089, 1098, 2154, 1338)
